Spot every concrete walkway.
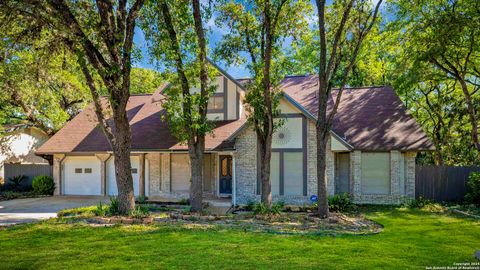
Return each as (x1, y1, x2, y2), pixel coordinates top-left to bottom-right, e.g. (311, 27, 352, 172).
(0, 196, 108, 226)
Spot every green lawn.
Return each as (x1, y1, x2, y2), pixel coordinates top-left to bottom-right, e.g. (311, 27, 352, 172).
(0, 207, 478, 269)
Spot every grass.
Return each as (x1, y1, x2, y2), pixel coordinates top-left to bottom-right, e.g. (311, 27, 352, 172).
(0, 206, 479, 269)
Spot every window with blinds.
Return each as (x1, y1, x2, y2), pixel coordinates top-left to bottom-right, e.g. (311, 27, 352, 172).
(361, 152, 390, 195)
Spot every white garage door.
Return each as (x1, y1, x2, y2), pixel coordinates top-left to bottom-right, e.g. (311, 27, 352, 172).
(64, 156, 101, 195)
(107, 156, 141, 196)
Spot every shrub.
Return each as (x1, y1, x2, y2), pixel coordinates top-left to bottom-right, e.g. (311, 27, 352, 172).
(32, 175, 55, 195)
(107, 197, 120, 216)
(136, 195, 148, 204)
(465, 172, 480, 206)
(245, 200, 255, 211)
(129, 205, 149, 218)
(328, 193, 353, 212)
(252, 202, 284, 215)
(178, 198, 189, 205)
(406, 196, 432, 208)
(7, 175, 27, 191)
(93, 202, 107, 217)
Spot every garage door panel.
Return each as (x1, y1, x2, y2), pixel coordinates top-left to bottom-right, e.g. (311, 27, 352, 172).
(107, 157, 140, 196)
(64, 157, 101, 195)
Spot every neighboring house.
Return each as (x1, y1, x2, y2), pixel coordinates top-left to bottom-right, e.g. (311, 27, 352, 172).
(1, 124, 51, 184)
(36, 64, 433, 205)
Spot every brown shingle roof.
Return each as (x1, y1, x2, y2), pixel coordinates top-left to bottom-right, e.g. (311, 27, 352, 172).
(280, 75, 434, 151)
(37, 92, 246, 154)
(38, 75, 433, 154)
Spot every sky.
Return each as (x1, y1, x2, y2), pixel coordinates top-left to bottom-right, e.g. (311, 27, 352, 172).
(132, 0, 390, 79)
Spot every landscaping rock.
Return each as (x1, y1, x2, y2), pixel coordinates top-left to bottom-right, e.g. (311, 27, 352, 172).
(122, 218, 133, 224)
(143, 217, 153, 224)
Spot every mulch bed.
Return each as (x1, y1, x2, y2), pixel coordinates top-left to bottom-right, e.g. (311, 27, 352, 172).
(72, 210, 382, 235)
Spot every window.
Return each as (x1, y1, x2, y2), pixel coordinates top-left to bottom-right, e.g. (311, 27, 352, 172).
(74, 168, 82, 173)
(270, 153, 280, 196)
(268, 152, 303, 196)
(283, 152, 303, 196)
(131, 168, 138, 174)
(208, 96, 224, 111)
(84, 168, 92, 174)
(361, 152, 390, 194)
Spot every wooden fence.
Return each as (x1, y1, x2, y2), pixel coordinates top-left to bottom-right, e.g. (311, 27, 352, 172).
(415, 165, 480, 202)
(4, 164, 53, 186)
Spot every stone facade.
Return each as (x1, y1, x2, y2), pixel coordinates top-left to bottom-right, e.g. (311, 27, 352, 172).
(146, 153, 161, 196)
(234, 120, 335, 206)
(52, 125, 416, 206)
(350, 150, 416, 205)
(234, 127, 258, 204)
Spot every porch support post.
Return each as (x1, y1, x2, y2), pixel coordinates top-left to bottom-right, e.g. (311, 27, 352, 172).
(95, 154, 111, 196)
(350, 150, 362, 202)
(232, 153, 236, 206)
(139, 154, 146, 197)
(390, 150, 401, 195)
(53, 154, 66, 195)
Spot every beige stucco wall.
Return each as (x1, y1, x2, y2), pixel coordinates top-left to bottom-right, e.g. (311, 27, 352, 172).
(0, 127, 50, 179)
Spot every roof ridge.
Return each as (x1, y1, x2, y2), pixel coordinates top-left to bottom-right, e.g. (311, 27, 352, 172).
(331, 85, 390, 90)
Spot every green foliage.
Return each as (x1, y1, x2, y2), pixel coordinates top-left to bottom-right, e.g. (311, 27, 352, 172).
(465, 172, 480, 206)
(140, 0, 215, 145)
(252, 202, 284, 215)
(130, 68, 164, 94)
(136, 196, 148, 204)
(387, 0, 480, 165)
(214, 0, 312, 136)
(406, 196, 433, 209)
(129, 205, 150, 218)
(2, 207, 480, 268)
(245, 201, 255, 211)
(7, 175, 27, 191)
(0, 191, 38, 201)
(178, 198, 189, 205)
(328, 193, 354, 212)
(32, 176, 55, 195)
(57, 206, 97, 218)
(93, 202, 107, 217)
(107, 197, 121, 216)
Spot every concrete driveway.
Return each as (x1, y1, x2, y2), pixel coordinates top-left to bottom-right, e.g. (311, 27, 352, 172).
(0, 196, 108, 226)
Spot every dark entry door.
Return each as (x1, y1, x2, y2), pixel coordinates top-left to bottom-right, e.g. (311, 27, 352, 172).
(219, 155, 232, 194)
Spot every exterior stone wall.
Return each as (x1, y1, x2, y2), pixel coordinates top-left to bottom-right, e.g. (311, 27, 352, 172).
(145, 153, 161, 196)
(234, 127, 258, 204)
(351, 151, 416, 205)
(234, 120, 335, 206)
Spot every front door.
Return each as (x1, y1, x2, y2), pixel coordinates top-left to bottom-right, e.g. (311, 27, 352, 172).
(219, 155, 232, 195)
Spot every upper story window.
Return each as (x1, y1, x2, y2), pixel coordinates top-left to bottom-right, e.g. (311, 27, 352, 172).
(208, 95, 224, 111)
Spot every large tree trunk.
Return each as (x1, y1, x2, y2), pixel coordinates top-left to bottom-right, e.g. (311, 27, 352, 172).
(258, 0, 274, 207)
(189, 138, 204, 212)
(190, 0, 208, 212)
(458, 79, 480, 151)
(112, 106, 135, 214)
(316, 89, 329, 218)
(259, 136, 273, 206)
